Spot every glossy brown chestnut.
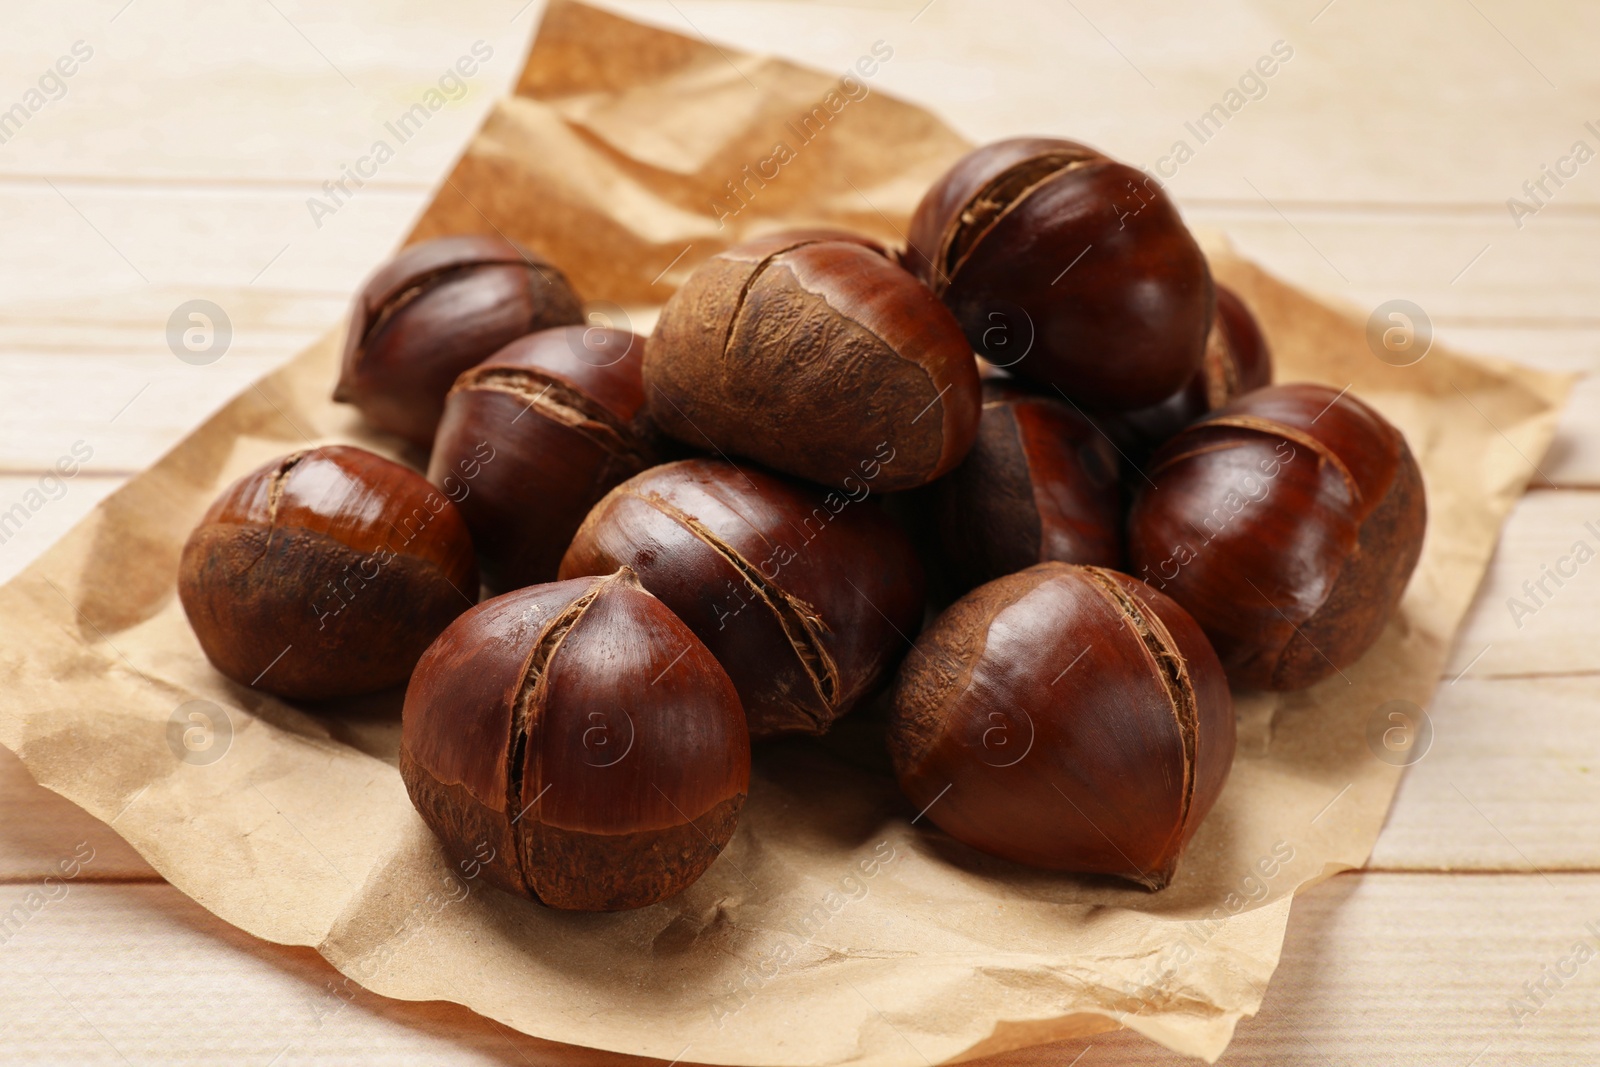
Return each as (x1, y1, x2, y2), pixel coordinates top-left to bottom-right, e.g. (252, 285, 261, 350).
(904, 137, 1213, 409)
(888, 562, 1234, 889)
(643, 231, 980, 492)
(400, 569, 749, 911)
(334, 235, 584, 446)
(1096, 283, 1272, 459)
(925, 381, 1121, 595)
(1127, 383, 1427, 690)
(427, 325, 658, 593)
(178, 445, 477, 700)
(559, 458, 924, 739)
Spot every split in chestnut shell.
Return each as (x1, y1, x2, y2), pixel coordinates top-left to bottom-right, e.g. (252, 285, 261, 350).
(335, 235, 584, 447)
(905, 137, 1213, 410)
(560, 458, 925, 740)
(400, 569, 750, 911)
(888, 562, 1235, 890)
(178, 445, 478, 700)
(1127, 383, 1427, 690)
(427, 324, 658, 593)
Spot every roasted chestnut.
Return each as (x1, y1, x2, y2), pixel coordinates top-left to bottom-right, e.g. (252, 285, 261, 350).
(178, 445, 477, 700)
(400, 569, 749, 910)
(924, 381, 1121, 595)
(643, 231, 980, 492)
(427, 325, 657, 592)
(1127, 383, 1426, 690)
(904, 138, 1213, 409)
(559, 458, 924, 739)
(1096, 283, 1272, 459)
(888, 562, 1234, 889)
(334, 235, 584, 446)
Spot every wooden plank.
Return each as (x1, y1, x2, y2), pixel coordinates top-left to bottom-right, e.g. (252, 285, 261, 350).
(1536, 378, 1600, 487)
(603, 0, 1600, 206)
(0, 873, 1595, 1064)
(1446, 489, 1600, 678)
(7, 0, 1597, 216)
(0, 474, 125, 586)
(0, 0, 536, 184)
(1369, 676, 1600, 871)
(0, 184, 422, 303)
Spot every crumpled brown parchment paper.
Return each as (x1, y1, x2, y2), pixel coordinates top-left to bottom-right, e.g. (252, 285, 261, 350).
(0, 2, 1574, 1063)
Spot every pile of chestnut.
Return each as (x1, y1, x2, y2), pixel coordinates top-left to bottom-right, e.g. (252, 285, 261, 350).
(178, 138, 1425, 910)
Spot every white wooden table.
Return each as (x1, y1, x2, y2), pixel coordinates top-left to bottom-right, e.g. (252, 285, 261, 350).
(3, 1, 1598, 1062)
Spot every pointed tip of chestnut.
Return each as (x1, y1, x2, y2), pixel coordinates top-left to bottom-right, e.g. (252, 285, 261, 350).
(887, 562, 1234, 889)
(401, 570, 750, 911)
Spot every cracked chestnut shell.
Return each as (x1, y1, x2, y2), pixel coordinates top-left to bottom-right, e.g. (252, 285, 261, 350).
(888, 562, 1234, 889)
(400, 569, 749, 911)
(558, 458, 925, 739)
(925, 380, 1121, 595)
(334, 235, 584, 447)
(1096, 284, 1273, 459)
(178, 445, 477, 700)
(904, 137, 1213, 409)
(427, 325, 658, 593)
(1127, 383, 1427, 690)
(643, 232, 980, 492)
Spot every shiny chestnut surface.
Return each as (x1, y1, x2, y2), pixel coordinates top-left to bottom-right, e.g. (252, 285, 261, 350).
(644, 232, 980, 492)
(1127, 383, 1427, 690)
(427, 325, 657, 592)
(888, 562, 1234, 889)
(335, 235, 584, 446)
(926, 381, 1121, 594)
(401, 569, 749, 911)
(559, 458, 924, 739)
(1097, 283, 1273, 458)
(904, 137, 1213, 410)
(178, 445, 477, 700)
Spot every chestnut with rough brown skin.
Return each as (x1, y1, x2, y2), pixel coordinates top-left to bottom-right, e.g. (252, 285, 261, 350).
(1127, 383, 1427, 691)
(1096, 284, 1273, 459)
(904, 137, 1214, 409)
(400, 569, 749, 911)
(925, 381, 1121, 595)
(178, 445, 477, 701)
(643, 231, 980, 492)
(427, 325, 657, 593)
(559, 458, 924, 739)
(887, 562, 1234, 889)
(334, 235, 584, 447)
